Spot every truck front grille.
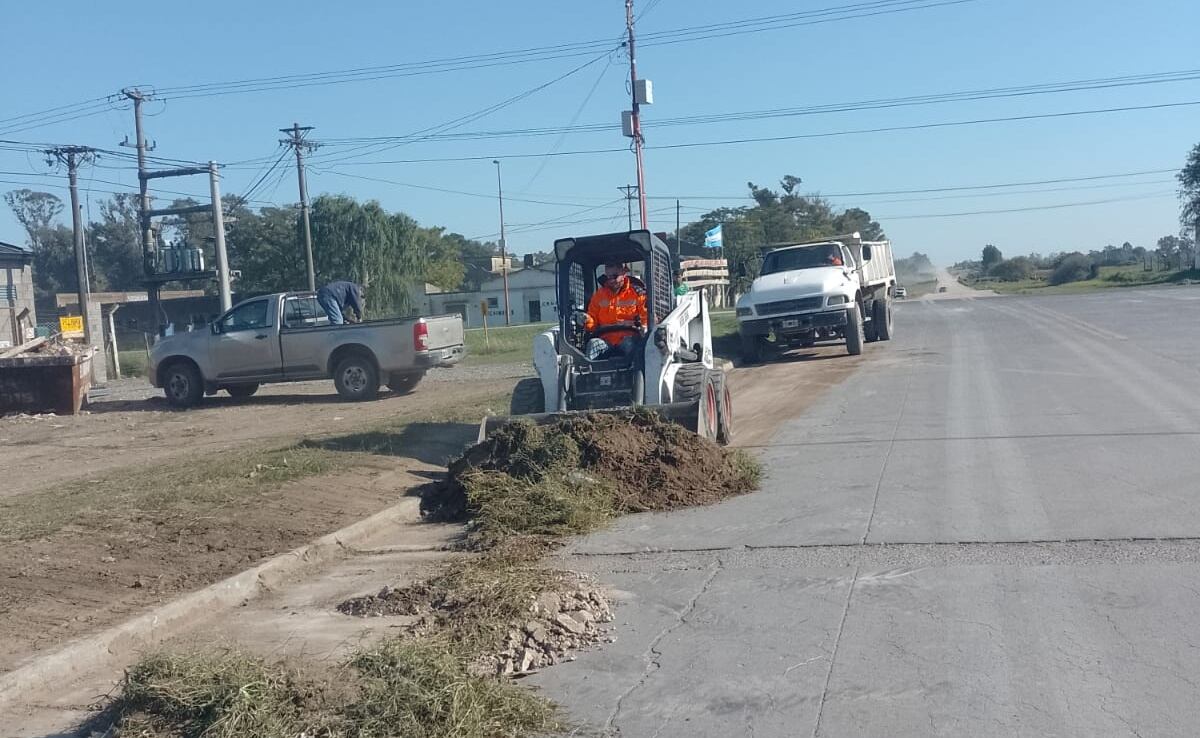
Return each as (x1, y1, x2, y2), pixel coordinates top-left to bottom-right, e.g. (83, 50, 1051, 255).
(756, 296, 823, 315)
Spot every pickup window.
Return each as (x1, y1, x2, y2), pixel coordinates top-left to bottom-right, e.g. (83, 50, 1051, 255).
(219, 299, 272, 332)
(283, 296, 327, 329)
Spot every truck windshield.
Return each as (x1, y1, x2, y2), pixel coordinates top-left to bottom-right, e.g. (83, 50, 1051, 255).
(761, 245, 844, 275)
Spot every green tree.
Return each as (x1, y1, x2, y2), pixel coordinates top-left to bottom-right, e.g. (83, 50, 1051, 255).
(88, 194, 143, 291)
(989, 257, 1034, 282)
(981, 244, 1003, 273)
(1049, 253, 1093, 285)
(1179, 142, 1200, 229)
(226, 205, 305, 294)
(3, 189, 76, 299)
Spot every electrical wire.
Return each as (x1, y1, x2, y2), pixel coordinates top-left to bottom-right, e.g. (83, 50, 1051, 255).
(877, 190, 1177, 219)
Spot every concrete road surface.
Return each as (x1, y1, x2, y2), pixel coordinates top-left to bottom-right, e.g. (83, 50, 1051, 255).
(532, 287, 1200, 737)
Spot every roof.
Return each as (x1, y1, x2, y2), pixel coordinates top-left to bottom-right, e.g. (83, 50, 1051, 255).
(0, 241, 33, 265)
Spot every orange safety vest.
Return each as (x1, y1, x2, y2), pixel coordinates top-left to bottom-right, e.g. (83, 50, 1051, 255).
(584, 279, 648, 346)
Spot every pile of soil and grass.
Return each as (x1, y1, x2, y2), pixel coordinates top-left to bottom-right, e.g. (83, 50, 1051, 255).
(424, 409, 760, 524)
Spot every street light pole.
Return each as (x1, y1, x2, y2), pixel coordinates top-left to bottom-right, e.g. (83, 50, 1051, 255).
(493, 159, 511, 326)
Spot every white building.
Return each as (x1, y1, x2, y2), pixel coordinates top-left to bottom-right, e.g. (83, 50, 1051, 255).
(418, 263, 558, 328)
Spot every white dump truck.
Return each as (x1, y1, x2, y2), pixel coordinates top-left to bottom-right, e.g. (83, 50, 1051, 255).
(735, 233, 896, 361)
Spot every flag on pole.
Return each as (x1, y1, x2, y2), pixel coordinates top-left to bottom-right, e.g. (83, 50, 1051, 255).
(703, 224, 723, 251)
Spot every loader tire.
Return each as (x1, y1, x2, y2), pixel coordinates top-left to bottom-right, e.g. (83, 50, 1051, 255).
(672, 363, 707, 404)
(713, 370, 733, 446)
(739, 333, 763, 364)
(846, 304, 864, 356)
(874, 297, 893, 341)
(510, 377, 545, 415)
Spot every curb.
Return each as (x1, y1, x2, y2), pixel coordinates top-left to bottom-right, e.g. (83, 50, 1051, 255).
(0, 496, 424, 713)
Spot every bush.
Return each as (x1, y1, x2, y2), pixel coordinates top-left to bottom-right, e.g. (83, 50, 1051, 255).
(988, 257, 1034, 282)
(1049, 253, 1094, 285)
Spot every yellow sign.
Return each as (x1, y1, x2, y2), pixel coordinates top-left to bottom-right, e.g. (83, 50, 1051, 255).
(59, 315, 84, 337)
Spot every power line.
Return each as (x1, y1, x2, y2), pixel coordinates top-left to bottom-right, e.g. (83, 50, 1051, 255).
(878, 191, 1177, 220)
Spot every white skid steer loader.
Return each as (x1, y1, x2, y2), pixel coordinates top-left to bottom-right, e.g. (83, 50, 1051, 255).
(479, 230, 733, 444)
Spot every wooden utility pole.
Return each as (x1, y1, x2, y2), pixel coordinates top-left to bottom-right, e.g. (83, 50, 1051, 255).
(122, 88, 163, 332)
(46, 146, 96, 344)
(280, 123, 317, 291)
(493, 159, 511, 325)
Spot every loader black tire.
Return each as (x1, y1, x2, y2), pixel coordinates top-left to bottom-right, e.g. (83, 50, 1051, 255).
(874, 296, 893, 341)
(713, 370, 733, 446)
(846, 304, 864, 356)
(672, 363, 707, 404)
(510, 377, 545, 415)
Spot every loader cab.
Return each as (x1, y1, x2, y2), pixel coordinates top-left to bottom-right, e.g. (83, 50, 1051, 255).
(553, 230, 673, 410)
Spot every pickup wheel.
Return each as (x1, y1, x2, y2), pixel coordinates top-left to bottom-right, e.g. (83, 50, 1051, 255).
(226, 384, 259, 399)
(163, 361, 204, 408)
(386, 372, 425, 395)
(846, 304, 864, 356)
(874, 296, 893, 341)
(334, 354, 380, 402)
(510, 377, 546, 415)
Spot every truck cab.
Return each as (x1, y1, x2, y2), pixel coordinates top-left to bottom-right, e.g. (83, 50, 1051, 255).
(736, 234, 895, 361)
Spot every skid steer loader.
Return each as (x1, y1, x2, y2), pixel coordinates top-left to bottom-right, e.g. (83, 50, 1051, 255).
(479, 230, 733, 444)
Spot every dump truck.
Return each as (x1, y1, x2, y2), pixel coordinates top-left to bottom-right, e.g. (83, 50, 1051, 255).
(735, 233, 896, 361)
(481, 230, 732, 444)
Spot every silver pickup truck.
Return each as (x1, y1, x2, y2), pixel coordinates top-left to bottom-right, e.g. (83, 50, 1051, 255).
(149, 291, 465, 407)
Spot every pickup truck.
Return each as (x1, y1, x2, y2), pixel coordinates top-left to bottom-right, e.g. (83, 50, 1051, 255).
(735, 232, 896, 361)
(149, 291, 465, 407)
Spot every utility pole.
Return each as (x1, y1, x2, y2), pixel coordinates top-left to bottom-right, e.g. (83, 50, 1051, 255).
(625, 0, 648, 229)
(280, 123, 317, 291)
(46, 146, 96, 345)
(492, 159, 511, 325)
(618, 185, 638, 230)
(123, 88, 161, 332)
(675, 198, 681, 252)
(208, 162, 232, 311)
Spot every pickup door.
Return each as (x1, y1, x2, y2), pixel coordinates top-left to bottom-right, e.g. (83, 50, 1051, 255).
(210, 296, 283, 381)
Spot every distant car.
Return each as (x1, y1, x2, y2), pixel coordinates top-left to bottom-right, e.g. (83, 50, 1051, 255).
(895, 286, 907, 298)
(938, 286, 948, 293)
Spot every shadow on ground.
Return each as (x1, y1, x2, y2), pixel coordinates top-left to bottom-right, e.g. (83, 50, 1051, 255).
(303, 421, 480, 467)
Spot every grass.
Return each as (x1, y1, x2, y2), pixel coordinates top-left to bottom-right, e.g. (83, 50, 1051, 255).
(117, 350, 149, 378)
(969, 266, 1200, 295)
(463, 323, 549, 366)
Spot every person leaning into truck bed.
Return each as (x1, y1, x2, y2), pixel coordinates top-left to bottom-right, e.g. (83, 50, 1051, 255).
(316, 280, 365, 325)
(581, 261, 648, 361)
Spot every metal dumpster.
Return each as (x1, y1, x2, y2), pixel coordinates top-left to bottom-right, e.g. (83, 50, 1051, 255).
(0, 353, 92, 415)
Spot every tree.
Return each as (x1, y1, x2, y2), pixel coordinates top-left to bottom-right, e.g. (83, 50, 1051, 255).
(4, 189, 63, 246)
(1049, 253, 1093, 285)
(88, 194, 143, 291)
(1179, 142, 1200, 230)
(833, 207, 884, 240)
(226, 205, 306, 294)
(989, 257, 1034, 282)
(981, 244, 1003, 273)
(3, 189, 76, 299)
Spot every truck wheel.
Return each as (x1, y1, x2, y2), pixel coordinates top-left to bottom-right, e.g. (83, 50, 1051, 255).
(334, 354, 379, 402)
(713, 371, 734, 446)
(875, 297, 893, 341)
(846, 305, 864, 356)
(739, 334, 763, 364)
(163, 361, 204, 408)
(226, 384, 259, 399)
(510, 377, 545, 415)
(387, 371, 425, 394)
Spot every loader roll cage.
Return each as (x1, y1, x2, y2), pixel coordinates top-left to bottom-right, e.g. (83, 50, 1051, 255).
(553, 230, 673, 360)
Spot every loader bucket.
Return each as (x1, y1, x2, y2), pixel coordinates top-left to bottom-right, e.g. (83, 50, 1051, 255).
(477, 401, 705, 444)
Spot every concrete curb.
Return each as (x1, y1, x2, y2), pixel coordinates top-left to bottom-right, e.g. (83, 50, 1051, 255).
(0, 496, 424, 713)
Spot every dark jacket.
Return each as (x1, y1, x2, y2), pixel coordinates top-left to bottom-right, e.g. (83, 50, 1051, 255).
(317, 281, 364, 319)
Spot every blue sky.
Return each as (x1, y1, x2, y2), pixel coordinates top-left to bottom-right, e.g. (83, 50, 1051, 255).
(2, 0, 1198, 267)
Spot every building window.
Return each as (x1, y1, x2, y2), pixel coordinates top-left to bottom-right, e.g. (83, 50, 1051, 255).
(487, 297, 499, 309)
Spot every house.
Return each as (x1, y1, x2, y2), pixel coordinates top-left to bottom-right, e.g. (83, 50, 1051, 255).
(419, 262, 558, 328)
(0, 241, 36, 349)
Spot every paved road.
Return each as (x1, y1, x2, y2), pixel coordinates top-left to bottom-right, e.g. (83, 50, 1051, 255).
(532, 287, 1200, 737)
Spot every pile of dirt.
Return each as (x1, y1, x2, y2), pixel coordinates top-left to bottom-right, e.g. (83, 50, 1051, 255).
(425, 409, 759, 521)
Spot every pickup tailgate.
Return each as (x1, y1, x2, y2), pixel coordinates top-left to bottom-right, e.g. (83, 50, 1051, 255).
(421, 315, 464, 350)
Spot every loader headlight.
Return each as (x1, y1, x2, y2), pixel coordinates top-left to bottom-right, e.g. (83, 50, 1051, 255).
(826, 295, 848, 306)
(736, 306, 754, 317)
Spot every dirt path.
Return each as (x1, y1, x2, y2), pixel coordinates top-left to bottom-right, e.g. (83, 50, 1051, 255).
(727, 345, 862, 447)
(0, 376, 507, 499)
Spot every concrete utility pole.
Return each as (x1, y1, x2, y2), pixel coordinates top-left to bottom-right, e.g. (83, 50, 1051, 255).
(492, 159, 511, 326)
(280, 123, 317, 291)
(122, 88, 162, 331)
(208, 162, 232, 311)
(619, 185, 638, 231)
(46, 146, 96, 344)
(625, 0, 648, 229)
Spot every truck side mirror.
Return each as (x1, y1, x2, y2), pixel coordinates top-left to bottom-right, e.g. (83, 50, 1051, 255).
(862, 246, 873, 262)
